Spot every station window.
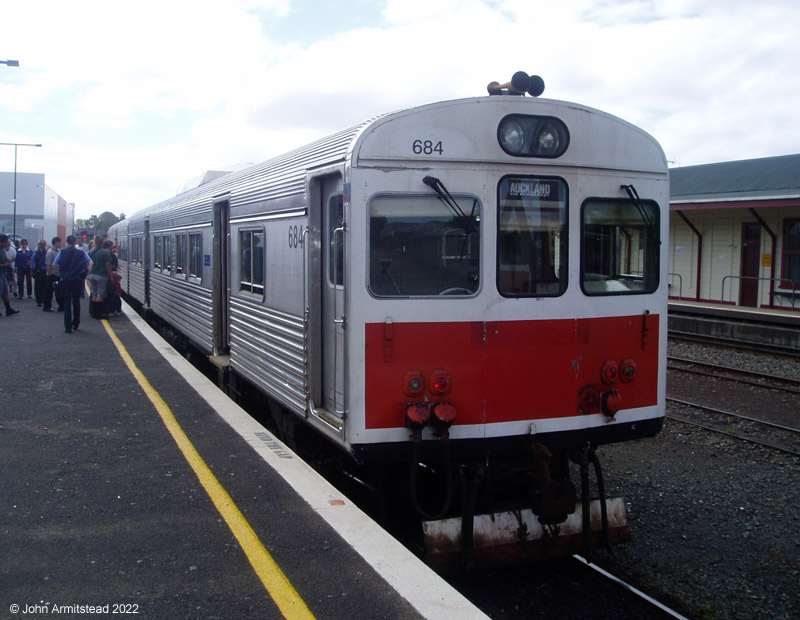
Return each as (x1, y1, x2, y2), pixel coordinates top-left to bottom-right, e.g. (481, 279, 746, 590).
(497, 176, 567, 297)
(189, 233, 203, 280)
(581, 198, 660, 295)
(368, 194, 480, 297)
(781, 219, 800, 289)
(240, 229, 265, 295)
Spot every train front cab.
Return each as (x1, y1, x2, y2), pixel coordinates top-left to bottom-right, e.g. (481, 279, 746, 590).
(339, 98, 669, 567)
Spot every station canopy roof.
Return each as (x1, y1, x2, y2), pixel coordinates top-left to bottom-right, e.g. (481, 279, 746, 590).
(670, 153, 800, 208)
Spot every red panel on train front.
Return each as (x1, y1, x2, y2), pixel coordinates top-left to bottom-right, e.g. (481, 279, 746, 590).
(364, 315, 660, 429)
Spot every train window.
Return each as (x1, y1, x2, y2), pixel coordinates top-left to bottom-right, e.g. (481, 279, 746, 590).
(581, 198, 660, 295)
(329, 195, 344, 286)
(189, 233, 202, 281)
(240, 229, 265, 296)
(154, 236, 162, 270)
(175, 234, 185, 275)
(497, 176, 568, 297)
(163, 236, 172, 273)
(368, 194, 480, 297)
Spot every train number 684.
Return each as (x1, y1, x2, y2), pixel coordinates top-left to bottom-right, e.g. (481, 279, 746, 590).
(288, 225, 302, 248)
(412, 139, 444, 155)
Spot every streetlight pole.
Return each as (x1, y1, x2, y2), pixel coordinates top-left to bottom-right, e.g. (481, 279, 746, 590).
(1, 142, 43, 239)
(0, 60, 20, 67)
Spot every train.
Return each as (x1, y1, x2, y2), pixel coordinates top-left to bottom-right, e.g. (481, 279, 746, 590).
(108, 72, 668, 568)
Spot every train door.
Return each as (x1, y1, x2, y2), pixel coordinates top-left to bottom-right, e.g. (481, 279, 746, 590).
(321, 175, 346, 418)
(739, 222, 761, 307)
(212, 199, 231, 355)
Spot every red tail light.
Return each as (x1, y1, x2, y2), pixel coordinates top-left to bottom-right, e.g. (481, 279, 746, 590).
(601, 360, 618, 385)
(430, 370, 452, 396)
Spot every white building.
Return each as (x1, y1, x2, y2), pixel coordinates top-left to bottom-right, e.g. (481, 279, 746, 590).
(669, 154, 800, 311)
(0, 171, 74, 243)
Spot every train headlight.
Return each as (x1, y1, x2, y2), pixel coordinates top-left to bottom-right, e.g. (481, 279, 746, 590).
(498, 118, 525, 154)
(537, 122, 561, 153)
(497, 115, 570, 158)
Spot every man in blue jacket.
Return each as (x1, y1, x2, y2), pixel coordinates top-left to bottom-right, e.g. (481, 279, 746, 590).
(53, 235, 92, 333)
(14, 238, 33, 299)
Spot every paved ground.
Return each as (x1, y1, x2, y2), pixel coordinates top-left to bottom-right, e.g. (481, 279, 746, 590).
(0, 296, 427, 619)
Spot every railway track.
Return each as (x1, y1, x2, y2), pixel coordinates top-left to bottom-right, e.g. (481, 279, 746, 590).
(666, 398, 800, 457)
(667, 355, 800, 394)
(573, 556, 689, 620)
(669, 331, 800, 359)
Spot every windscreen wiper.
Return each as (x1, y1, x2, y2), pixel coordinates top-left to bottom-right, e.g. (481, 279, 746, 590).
(423, 176, 477, 236)
(622, 184, 660, 244)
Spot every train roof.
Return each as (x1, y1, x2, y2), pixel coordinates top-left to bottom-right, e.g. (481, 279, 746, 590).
(114, 96, 666, 231)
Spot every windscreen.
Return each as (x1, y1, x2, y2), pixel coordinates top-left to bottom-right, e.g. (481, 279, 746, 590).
(369, 194, 480, 297)
(581, 199, 660, 294)
(497, 176, 568, 297)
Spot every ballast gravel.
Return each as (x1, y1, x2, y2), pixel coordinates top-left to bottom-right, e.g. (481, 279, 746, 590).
(595, 342, 800, 620)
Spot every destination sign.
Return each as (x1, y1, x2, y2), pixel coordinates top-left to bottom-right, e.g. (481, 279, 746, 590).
(502, 178, 563, 201)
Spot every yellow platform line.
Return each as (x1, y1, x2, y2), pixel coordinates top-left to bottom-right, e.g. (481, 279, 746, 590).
(101, 319, 316, 620)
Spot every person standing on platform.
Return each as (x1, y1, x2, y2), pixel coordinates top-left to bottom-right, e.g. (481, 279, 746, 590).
(14, 238, 33, 299)
(87, 235, 113, 319)
(30, 240, 48, 307)
(5, 239, 17, 298)
(103, 241, 122, 316)
(0, 234, 20, 317)
(44, 236, 62, 312)
(54, 235, 92, 333)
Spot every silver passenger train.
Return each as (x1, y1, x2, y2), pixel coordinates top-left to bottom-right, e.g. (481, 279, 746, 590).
(109, 74, 669, 566)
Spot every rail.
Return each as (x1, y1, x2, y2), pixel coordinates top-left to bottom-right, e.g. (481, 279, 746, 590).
(668, 272, 683, 299)
(720, 275, 797, 310)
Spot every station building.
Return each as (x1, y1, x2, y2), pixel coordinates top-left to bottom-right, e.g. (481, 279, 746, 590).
(0, 170, 74, 244)
(668, 153, 800, 312)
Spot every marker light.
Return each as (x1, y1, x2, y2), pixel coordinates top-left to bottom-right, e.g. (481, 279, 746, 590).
(620, 359, 636, 383)
(601, 360, 619, 385)
(403, 370, 425, 397)
(429, 370, 452, 396)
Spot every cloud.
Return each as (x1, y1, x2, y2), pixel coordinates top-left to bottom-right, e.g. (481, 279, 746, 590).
(2, 0, 800, 219)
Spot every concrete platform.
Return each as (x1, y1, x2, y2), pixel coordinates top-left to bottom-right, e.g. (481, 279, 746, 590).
(0, 295, 487, 619)
(668, 300, 800, 350)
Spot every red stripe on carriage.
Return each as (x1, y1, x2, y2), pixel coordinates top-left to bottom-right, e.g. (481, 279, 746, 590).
(364, 315, 659, 429)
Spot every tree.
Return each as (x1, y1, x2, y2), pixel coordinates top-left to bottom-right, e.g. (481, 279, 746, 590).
(96, 211, 121, 232)
(74, 212, 124, 236)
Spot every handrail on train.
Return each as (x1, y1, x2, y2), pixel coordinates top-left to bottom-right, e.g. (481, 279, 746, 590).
(668, 273, 683, 299)
(720, 275, 797, 311)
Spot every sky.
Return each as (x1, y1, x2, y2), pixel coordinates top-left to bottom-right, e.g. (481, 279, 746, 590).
(1, 0, 799, 221)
